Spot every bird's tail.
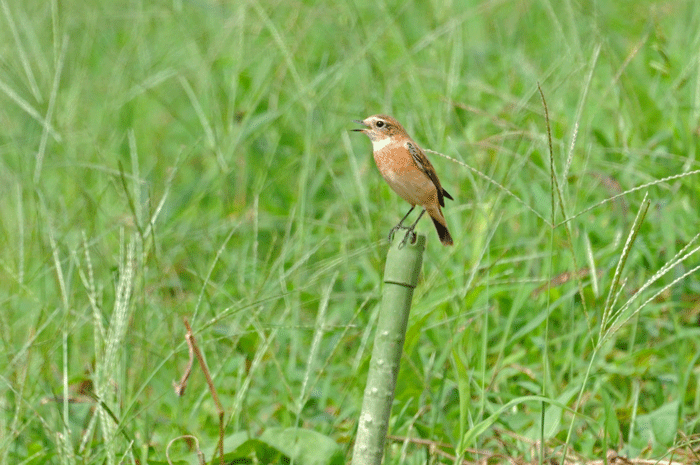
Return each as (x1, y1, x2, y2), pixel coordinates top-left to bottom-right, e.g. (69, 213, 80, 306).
(428, 207, 453, 246)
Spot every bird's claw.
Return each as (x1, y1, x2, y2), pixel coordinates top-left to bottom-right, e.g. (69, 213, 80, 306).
(398, 229, 417, 248)
(388, 224, 411, 244)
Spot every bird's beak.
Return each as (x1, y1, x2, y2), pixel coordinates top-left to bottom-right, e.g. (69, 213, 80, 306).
(352, 119, 368, 132)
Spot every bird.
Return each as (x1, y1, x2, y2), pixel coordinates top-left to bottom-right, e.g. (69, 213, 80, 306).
(353, 114, 454, 246)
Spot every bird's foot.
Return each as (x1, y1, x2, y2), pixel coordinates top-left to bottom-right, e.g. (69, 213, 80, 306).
(388, 224, 412, 243)
(398, 228, 417, 249)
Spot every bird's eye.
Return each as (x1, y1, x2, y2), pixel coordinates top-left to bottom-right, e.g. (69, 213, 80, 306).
(376, 121, 385, 128)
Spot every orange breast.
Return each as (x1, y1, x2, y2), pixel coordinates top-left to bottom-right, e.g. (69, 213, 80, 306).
(373, 144, 438, 207)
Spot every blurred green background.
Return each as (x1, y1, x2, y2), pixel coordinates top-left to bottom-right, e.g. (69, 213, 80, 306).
(2, 0, 699, 463)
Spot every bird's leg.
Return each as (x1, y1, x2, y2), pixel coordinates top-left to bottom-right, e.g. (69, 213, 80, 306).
(399, 209, 426, 248)
(388, 206, 416, 242)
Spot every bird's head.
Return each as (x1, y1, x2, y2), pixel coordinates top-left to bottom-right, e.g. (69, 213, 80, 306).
(352, 114, 407, 143)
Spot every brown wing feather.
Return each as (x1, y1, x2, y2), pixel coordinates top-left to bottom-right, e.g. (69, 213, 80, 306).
(406, 141, 452, 207)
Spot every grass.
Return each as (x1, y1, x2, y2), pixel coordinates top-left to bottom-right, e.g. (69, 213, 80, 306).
(2, 0, 700, 463)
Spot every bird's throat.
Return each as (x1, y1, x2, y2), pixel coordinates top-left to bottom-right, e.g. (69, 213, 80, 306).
(371, 137, 394, 152)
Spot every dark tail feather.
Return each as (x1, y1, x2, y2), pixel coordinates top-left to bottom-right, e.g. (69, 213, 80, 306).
(431, 215, 453, 246)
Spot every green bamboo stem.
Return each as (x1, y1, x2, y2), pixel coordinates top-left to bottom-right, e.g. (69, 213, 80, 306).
(351, 234, 426, 464)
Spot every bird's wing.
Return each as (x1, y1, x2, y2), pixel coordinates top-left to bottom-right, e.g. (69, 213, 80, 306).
(406, 141, 450, 207)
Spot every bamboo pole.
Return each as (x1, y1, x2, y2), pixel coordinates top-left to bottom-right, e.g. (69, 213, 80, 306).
(352, 234, 426, 464)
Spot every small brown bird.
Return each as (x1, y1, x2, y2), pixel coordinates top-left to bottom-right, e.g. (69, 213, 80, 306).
(353, 114, 454, 246)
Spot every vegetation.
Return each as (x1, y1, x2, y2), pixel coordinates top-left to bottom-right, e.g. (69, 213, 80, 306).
(2, 0, 699, 463)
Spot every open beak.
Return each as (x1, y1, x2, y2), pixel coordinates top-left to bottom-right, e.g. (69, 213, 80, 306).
(352, 119, 368, 132)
